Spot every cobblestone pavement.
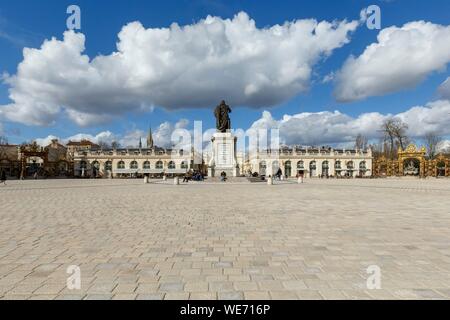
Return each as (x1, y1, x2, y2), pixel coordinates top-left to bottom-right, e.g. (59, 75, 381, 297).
(1, 178, 450, 300)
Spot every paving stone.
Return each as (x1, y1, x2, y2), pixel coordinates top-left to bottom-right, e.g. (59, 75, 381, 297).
(218, 291, 244, 300)
(282, 280, 307, 290)
(2, 179, 450, 300)
(136, 293, 165, 300)
(165, 292, 190, 300)
(33, 284, 65, 295)
(233, 282, 258, 291)
(135, 283, 159, 293)
(189, 292, 217, 300)
(159, 282, 184, 292)
(269, 291, 298, 300)
(84, 294, 113, 300)
(184, 282, 209, 292)
(28, 295, 56, 300)
(112, 293, 137, 300)
(244, 291, 270, 300)
(209, 281, 234, 292)
(2, 294, 31, 300)
(55, 294, 85, 300)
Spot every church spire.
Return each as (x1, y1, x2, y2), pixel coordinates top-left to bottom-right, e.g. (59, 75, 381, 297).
(147, 126, 154, 149)
(139, 137, 142, 149)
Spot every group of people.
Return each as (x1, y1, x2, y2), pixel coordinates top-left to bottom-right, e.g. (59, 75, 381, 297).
(182, 170, 204, 182)
(273, 168, 283, 180)
(220, 171, 227, 182)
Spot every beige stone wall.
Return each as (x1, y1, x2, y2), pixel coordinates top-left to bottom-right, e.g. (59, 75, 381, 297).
(0, 145, 19, 161)
(73, 151, 192, 177)
(74, 148, 373, 178)
(47, 142, 68, 163)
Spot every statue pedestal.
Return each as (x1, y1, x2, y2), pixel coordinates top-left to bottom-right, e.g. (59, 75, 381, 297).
(208, 132, 239, 177)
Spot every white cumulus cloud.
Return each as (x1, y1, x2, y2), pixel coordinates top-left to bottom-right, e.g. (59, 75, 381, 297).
(249, 100, 450, 146)
(35, 119, 190, 149)
(35, 131, 117, 147)
(34, 99, 450, 150)
(438, 140, 450, 153)
(153, 119, 190, 148)
(334, 21, 450, 102)
(0, 12, 358, 126)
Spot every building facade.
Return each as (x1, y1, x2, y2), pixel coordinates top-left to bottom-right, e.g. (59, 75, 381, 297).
(73, 147, 198, 178)
(9, 138, 450, 180)
(245, 147, 373, 178)
(72, 145, 373, 179)
(0, 144, 20, 177)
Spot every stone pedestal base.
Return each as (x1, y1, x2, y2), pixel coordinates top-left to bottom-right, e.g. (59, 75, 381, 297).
(208, 132, 239, 177)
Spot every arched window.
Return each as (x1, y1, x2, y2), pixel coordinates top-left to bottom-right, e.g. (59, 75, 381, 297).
(181, 161, 188, 169)
(156, 161, 163, 169)
(359, 161, 367, 170)
(285, 161, 292, 177)
(322, 161, 329, 176)
(92, 161, 100, 169)
(297, 161, 304, 169)
(335, 161, 341, 169)
(105, 161, 112, 171)
(347, 161, 354, 169)
(259, 161, 267, 175)
(168, 161, 176, 169)
(272, 161, 280, 173)
(309, 161, 317, 177)
(130, 161, 138, 169)
(117, 161, 125, 169)
(143, 161, 151, 169)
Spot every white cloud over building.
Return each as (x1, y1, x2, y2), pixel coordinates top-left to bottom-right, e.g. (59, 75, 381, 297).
(0, 12, 358, 126)
(249, 99, 450, 146)
(334, 21, 450, 102)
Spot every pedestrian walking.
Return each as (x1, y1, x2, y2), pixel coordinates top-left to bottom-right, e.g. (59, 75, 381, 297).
(0, 170, 6, 185)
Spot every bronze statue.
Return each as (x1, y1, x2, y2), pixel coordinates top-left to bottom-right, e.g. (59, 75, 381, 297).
(214, 100, 232, 132)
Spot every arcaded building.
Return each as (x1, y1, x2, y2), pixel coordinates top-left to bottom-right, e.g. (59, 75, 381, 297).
(72, 142, 373, 179)
(245, 146, 373, 178)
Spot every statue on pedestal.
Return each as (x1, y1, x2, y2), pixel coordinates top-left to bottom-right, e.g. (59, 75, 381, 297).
(214, 100, 231, 133)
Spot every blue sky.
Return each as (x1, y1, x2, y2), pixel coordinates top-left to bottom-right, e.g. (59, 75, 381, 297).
(1, 0, 450, 147)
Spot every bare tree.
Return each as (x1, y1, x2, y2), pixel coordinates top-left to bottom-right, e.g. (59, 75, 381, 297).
(391, 118, 409, 150)
(424, 132, 442, 159)
(111, 141, 121, 149)
(381, 119, 397, 158)
(370, 138, 386, 158)
(380, 118, 409, 158)
(98, 140, 111, 150)
(354, 134, 368, 150)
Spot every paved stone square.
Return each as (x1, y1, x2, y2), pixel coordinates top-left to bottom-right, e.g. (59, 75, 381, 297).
(1, 178, 450, 300)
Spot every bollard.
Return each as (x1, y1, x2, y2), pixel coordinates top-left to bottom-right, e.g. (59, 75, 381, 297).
(174, 176, 180, 185)
(298, 176, 303, 184)
(162, 175, 167, 181)
(144, 176, 149, 184)
(267, 176, 273, 185)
